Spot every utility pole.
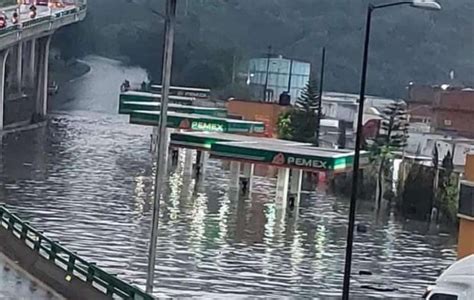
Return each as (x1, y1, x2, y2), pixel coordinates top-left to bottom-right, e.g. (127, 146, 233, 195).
(263, 45, 272, 101)
(231, 53, 237, 85)
(287, 59, 293, 94)
(146, 0, 177, 294)
(315, 47, 326, 147)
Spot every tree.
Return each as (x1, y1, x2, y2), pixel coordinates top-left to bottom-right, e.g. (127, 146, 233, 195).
(52, 0, 474, 97)
(295, 80, 319, 112)
(431, 143, 440, 221)
(292, 80, 320, 142)
(276, 80, 321, 143)
(370, 101, 409, 210)
(277, 111, 293, 140)
(437, 151, 458, 223)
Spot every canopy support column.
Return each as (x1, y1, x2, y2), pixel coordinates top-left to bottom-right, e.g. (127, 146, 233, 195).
(229, 161, 241, 189)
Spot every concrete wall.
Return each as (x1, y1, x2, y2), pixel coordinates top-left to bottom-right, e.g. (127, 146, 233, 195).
(408, 103, 432, 123)
(226, 99, 290, 137)
(433, 110, 474, 138)
(409, 86, 474, 138)
(406, 133, 474, 167)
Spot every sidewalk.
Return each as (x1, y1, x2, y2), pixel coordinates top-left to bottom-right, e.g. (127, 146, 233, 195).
(0, 255, 60, 300)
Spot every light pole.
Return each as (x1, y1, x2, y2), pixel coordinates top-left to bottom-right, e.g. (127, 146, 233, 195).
(341, 1, 441, 299)
(146, 0, 177, 294)
(263, 45, 272, 101)
(315, 47, 326, 147)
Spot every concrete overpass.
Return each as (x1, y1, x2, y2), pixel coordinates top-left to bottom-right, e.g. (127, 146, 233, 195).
(0, 1, 87, 130)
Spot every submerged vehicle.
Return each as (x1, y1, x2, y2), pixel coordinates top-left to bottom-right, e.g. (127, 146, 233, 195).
(423, 254, 474, 300)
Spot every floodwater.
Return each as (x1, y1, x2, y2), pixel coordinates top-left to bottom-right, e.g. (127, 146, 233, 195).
(0, 56, 457, 299)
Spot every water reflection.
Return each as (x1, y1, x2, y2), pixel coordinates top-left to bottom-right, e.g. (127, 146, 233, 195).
(0, 56, 457, 299)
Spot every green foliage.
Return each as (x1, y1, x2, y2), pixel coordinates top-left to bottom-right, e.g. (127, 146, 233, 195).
(295, 80, 319, 112)
(371, 102, 409, 153)
(276, 80, 320, 143)
(369, 101, 409, 206)
(399, 152, 459, 224)
(277, 111, 293, 140)
(291, 109, 318, 143)
(51, 0, 474, 98)
(401, 164, 434, 220)
(438, 174, 459, 224)
(277, 109, 318, 143)
(437, 152, 459, 224)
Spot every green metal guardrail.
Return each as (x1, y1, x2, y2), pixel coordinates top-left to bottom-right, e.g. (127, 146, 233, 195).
(0, 205, 154, 300)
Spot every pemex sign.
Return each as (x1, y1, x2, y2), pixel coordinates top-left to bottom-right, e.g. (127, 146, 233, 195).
(178, 119, 226, 132)
(272, 152, 330, 170)
(210, 142, 361, 172)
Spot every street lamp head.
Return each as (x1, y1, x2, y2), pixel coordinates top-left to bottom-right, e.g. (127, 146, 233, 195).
(411, 0, 442, 11)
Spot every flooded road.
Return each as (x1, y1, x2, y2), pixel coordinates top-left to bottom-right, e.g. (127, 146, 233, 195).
(0, 255, 59, 300)
(0, 56, 457, 299)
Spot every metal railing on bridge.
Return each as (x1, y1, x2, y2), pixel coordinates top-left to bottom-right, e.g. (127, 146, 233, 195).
(0, 205, 154, 300)
(0, 4, 86, 37)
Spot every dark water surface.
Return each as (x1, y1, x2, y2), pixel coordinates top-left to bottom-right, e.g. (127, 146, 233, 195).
(0, 56, 457, 299)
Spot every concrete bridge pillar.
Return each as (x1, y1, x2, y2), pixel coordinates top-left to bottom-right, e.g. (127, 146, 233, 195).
(6, 43, 24, 94)
(15, 43, 23, 93)
(0, 50, 10, 130)
(23, 39, 36, 89)
(35, 35, 52, 118)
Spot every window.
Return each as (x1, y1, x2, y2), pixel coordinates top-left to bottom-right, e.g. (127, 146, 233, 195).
(444, 119, 452, 126)
(429, 293, 458, 300)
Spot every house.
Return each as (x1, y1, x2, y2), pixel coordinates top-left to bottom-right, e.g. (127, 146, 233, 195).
(407, 84, 474, 138)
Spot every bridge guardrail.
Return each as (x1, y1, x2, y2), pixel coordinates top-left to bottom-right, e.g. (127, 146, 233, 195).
(53, 7, 77, 18)
(0, 4, 87, 38)
(0, 24, 19, 37)
(0, 205, 154, 300)
(22, 15, 51, 28)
